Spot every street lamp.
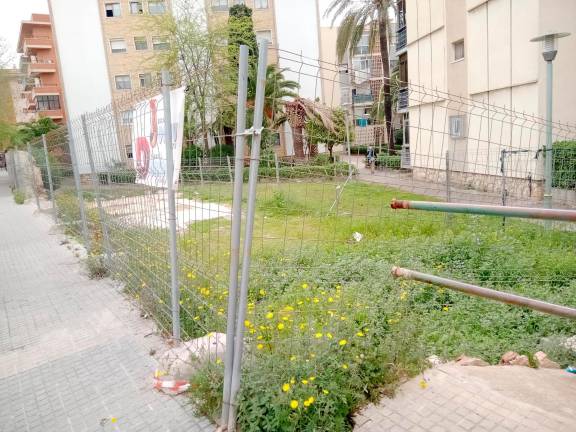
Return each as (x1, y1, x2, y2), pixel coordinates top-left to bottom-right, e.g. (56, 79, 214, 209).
(530, 32, 571, 209)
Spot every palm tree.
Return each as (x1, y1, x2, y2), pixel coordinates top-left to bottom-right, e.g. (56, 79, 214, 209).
(326, 0, 396, 154)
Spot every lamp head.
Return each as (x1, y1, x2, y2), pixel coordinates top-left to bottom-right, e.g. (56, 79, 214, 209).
(530, 32, 571, 61)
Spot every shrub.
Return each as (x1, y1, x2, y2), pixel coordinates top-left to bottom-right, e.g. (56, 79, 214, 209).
(376, 155, 401, 169)
(86, 254, 109, 279)
(13, 189, 26, 204)
(182, 145, 204, 166)
(209, 145, 235, 158)
(552, 141, 576, 189)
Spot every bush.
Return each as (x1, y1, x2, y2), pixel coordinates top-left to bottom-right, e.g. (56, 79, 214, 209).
(553, 141, 576, 189)
(209, 145, 235, 158)
(98, 168, 137, 184)
(376, 155, 401, 169)
(13, 189, 26, 204)
(182, 145, 204, 166)
(394, 129, 404, 147)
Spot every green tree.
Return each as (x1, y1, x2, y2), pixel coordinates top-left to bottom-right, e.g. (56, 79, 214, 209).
(12, 117, 59, 148)
(325, 0, 396, 154)
(227, 4, 259, 74)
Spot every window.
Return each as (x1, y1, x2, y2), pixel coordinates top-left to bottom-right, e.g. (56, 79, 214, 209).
(130, 1, 143, 14)
(449, 115, 465, 138)
(354, 33, 370, 56)
(148, 0, 166, 15)
(255, 0, 268, 9)
(453, 39, 464, 61)
(211, 0, 228, 10)
(110, 39, 127, 53)
(352, 56, 370, 72)
(105, 2, 121, 17)
(36, 95, 60, 111)
(232, 0, 245, 4)
(134, 36, 148, 50)
(139, 73, 152, 88)
(121, 110, 134, 125)
(256, 30, 272, 46)
(115, 75, 132, 90)
(152, 37, 169, 50)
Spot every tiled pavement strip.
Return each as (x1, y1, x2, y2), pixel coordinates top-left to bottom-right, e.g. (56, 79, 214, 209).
(2, 170, 575, 432)
(0, 172, 214, 431)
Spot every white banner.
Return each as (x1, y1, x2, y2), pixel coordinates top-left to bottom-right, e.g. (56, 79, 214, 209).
(131, 87, 186, 188)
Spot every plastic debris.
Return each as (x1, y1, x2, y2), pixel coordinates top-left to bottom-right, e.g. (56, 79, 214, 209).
(352, 232, 363, 242)
(566, 366, 576, 374)
(153, 370, 190, 395)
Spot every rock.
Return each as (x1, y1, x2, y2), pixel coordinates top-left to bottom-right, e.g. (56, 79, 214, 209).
(509, 355, 530, 367)
(534, 351, 561, 369)
(427, 355, 442, 366)
(456, 355, 489, 366)
(158, 332, 226, 379)
(500, 351, 519, 365)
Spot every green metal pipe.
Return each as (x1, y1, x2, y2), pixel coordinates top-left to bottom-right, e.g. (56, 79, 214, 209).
(391, 266, 576, 319)
(390, 199, 576, 222)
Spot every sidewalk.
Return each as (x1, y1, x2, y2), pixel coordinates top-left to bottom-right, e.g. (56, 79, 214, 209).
(0, 171, 213, 431)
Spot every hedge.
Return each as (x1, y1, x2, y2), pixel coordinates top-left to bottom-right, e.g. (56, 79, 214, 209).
(376, 154, 401, 169)
(553, 141, 576, 189)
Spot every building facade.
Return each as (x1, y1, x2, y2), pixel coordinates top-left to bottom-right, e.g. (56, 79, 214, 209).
(16, 14, 66, 124)
(405, 0, 576, 197)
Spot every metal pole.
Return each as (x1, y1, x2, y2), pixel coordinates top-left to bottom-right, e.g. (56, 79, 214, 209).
(13, 151, 20, 190)
(390, 199, 576, 222)
(445, 150, 451, 203)
(392, 266, 576, 319)
(162, 69, 181, 341)
(81, 115, 112, 259)
(66, 119, 91, 250)
(42, 135, 56, 220)
(226, 155, 233, 183)
(274, 152, 280, 183)
(345, 113, 352, 176)
(26, 143, 40, 210)
(500, 150, 507, 227)
(544, 60, 553, 209)
(198, 157, 204, 185)
(221, 44, 249, 427)
(227, 41, 268, 431)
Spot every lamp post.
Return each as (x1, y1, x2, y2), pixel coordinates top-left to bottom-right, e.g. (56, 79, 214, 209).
(530, 32, 570, 209)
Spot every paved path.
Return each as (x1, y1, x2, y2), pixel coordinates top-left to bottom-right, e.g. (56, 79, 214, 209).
(355, 363, 576, 432)
(0, 172, 213, 432)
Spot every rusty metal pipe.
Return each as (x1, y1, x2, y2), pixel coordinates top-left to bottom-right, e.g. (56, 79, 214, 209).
(390, 199, 576, 222)
(391, 266, 576, 319)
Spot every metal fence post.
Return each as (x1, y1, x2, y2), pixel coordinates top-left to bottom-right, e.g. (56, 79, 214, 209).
(42, 134, 56, 220)
(226, 155, 233, 183)
(13, 151, 20, 190)
(198, 157, 204, 185)
(500, 150, 507, 207)
(162, 69, 181, 341)
(221, 44, 249, 427)
(445, 150, 451, 203)
(274, 152, 280, 184)
(345, 113, 352, 176)
(227, 41, 268, 431)
(544, 60, 553, 210)
(26, 143, 41, 210)
(82, 115, 112, 259)
(66, 120, 91, 250)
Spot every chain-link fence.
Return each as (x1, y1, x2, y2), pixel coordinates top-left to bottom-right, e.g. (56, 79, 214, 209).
(14, 40, 576, 431)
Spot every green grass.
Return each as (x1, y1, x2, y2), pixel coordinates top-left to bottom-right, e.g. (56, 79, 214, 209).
(53, 179, 576, 431)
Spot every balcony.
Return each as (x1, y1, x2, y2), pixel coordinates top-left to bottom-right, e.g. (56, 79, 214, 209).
(28, 59, 57, 74)
(22, 37, 52, 52)
(32, 84, 61, 99)
(38, 109, 64, 120)
(353, 93, 374, 104)
(396, 26, 407, 54)
(397, 87, 409, 113)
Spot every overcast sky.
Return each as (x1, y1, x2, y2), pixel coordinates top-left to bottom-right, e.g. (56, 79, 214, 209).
(1, 0, 49, 67)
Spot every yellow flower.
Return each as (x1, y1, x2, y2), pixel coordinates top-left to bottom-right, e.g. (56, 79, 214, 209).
(303, 396, 315, 407)
(266, 312, 274, 319)
(356, 331, 365, 337)
(400, 291, 408, 301)
(419, 379, 428, 389)
(322, 389, 329, 395)
(301, 283, 309, 289)
(326, 333, 333, 339)
(290, 400, 299, 409)
(339, 339, 347, 346)
(244, 320, 252, 328)
(315, 332, 323, 339)
(301, 379, 308, 385)
(257, 335, 263, 340)
(257, 344, 264, 350)
(187, 272, 195, 279)
(193, 316, 200, 321)
(341, 363, 348, 370)
(277, 323, 285, 330)
(328, 297, 334, 303)
(299, 323, 307, 330)
(282, 383, 290, 392)
(249, 329, 255, 334)
(290, 355, 297, 361)
(179, 300, 184, 305)
(290, 377, 296, 384)
(313, 298, 320, 303)
(309, 376, 316, 381)
(442, 306, 449, 312)
(216, 358, 222, 365)
(259, 289, 266, 296)
(110, 417, 117, 423)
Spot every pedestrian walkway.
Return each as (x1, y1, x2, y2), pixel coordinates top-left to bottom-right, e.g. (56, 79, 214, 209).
(355, 363, 576, 432)
(0, 172, 213, 432)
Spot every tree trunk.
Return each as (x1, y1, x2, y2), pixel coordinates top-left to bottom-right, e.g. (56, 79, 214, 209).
(293, 126, 305, 158)
(378, 9, 394, 155)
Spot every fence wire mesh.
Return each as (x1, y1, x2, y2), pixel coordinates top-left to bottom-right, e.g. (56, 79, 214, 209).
(15, 43, 576, 431)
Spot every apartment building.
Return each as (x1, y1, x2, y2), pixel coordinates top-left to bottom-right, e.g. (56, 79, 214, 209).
(16, 14, 66, 124)
(405, 0, 576, 197)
